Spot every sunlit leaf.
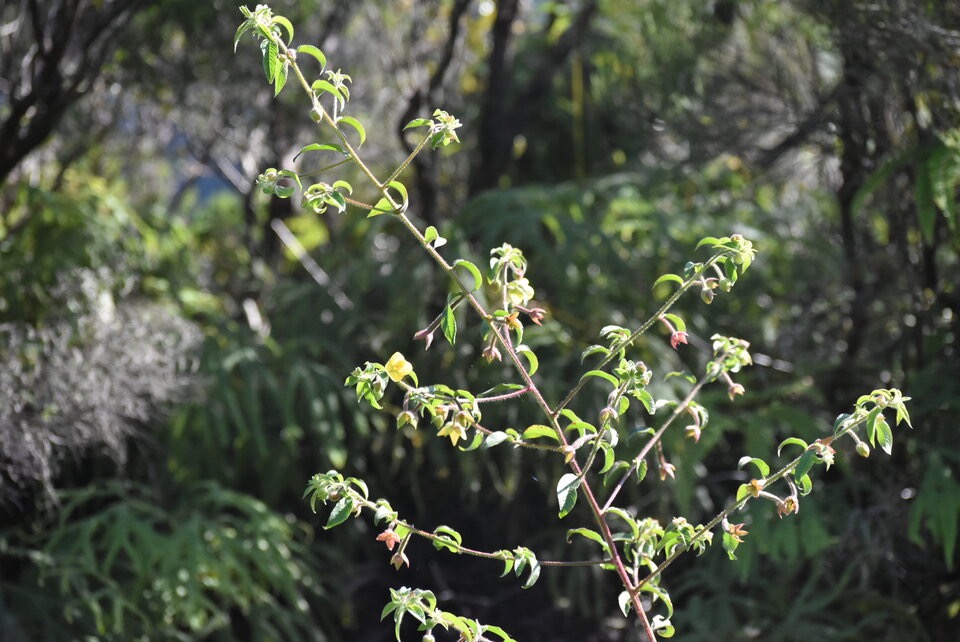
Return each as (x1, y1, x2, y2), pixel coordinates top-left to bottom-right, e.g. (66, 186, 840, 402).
(338, 116, 366, 146)
(296, 44, 326, 70)
(557, 473, 580, 518)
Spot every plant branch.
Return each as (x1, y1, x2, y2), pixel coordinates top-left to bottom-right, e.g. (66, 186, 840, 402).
(555, 256, 722, 415)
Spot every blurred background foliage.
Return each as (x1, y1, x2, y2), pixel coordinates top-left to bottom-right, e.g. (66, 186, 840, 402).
(1, 0, 958, 640)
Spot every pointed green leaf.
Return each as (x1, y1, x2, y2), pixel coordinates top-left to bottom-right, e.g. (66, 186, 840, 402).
(522, 424, 558, 442)
(794, 449, 816, 480)
(580, 369, 619, 388)
(274, 63, 288, 95)
(324, 496, 354, 529)
(312, 79, 344, 102)
(338, 115, 366, 146)
(663, 313, 686, 332)
(876, 415, 893, 455)
(262, 39, 279, 82)
(557, 473, 580, 518)
(234, 21, 254, 52)
(653, 273, 684, 288)
(566, 528, 609, 553)
(296, 44, 326, 70)
(516, 344, 539, 376)
(271, 15, 294, 43)
(387, 180, 408, 211)
(293, 142, 346, 161)
(737, 456, 770, 478)
(404, 117, 433, 130)
(778, 437, 809, 457)
(452, 259, 483, 292)
(440, 303, 457, 345)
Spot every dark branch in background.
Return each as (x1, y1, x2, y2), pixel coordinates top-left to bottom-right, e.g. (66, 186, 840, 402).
(469, 0, 598, 196)
(0, 0, 140, 187)
(397, 0, 472, 226)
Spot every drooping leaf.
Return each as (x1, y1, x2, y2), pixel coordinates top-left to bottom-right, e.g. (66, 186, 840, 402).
(452, 259, 483, 292)
(296, 44, 326, 70)
(338, 115, 366, 146)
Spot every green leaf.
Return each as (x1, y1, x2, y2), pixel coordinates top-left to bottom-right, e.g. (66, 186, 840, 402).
(618, 591, 633, 617)
(523, 424, 559, 442)
(262, 39, 279, 82)
(866, 406, 882, 446)
(312, 79, 344, 103)
(722, 531, 740, 560)
(895, 402, 913, 429)
(452, 259, 483, 292)
(737, 456, 770, 478)
(777, 437, 809, 457)
(338, 116, 366, 146)
(516, 344, 539, 376)
(440, 303, 457, 346)
(432, 525, 463, 552)
(635, 459, 647, 483)
(324, 496, 354, 529)
(273, 63, 288, 95)
(798, 473, 813, 495)
(663, 313, 686, 332)
(424, 225, 438, 244)
(271, 15, 294, 43)
(605, 507, 640, 539)
(832, 413, 852, 435)
(580, 344, 609, 362)
(876, 416, 893, 455)
(387, 180, 408, 211)
(293, 142, 346, 161)
(599, 445, 616, 474)
(639, 583, 674, 618)
(557, 473, 580, 518)
(369, 197, 395, 217)
(794, 449, 816, 480)
(580, 369, 619, 388)
(696, 236, 723, 250)
(233, 21, 254, 52)
(566, 528, 608, 551)
(653, 273, 684, 288)
(404, 117, 432, 130)
(736, 483, 753, 503)
(296, 44, 326, 70)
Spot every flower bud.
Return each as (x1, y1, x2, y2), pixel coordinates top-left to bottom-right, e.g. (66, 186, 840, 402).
(599, 406, 619, 426)
(397, 411, 418, 430)
(856, 442, 871, 458)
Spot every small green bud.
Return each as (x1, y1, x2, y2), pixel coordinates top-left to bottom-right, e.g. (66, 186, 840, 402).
(856, 442, 871, 458)
(310, 108, 322, 122)
(700, 286, 715, 305)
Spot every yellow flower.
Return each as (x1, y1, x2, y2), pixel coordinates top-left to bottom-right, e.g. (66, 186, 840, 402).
(385, 352, 413, 382)
(437, 422, 466, 446)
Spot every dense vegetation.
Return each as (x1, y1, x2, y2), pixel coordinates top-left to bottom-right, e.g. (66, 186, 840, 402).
(1, 1, 958, 640)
